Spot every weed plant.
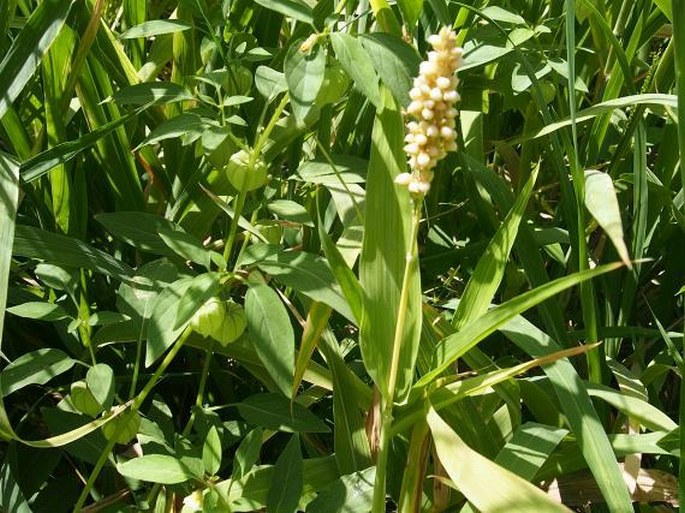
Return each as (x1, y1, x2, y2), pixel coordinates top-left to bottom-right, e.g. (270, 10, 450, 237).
(0, 1, 683, 512)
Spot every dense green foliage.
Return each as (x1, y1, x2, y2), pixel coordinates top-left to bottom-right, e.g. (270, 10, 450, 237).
(0, 0, 683, 511)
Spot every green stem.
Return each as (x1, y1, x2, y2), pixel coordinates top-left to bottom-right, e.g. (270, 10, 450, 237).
(222, 190, 247, 265)
(74, 328, 193, 511)
(133, 327, 193, 410)
(372, 199, 422, 513)
(73, 433, 118, 512)
(222, 93, 289, 266)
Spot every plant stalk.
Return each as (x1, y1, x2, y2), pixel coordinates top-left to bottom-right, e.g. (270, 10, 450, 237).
(372, 199, 422, 512)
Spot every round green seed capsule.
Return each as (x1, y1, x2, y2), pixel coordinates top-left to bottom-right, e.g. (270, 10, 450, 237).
(101, 409, 141, 444)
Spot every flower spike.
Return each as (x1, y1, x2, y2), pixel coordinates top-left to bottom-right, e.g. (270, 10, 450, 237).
(398, 27, 462, 196)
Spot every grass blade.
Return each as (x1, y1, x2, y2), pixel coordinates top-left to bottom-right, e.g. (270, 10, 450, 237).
(417, 262, 623, 387)
(501, 316, 634, 510)
(428, 406, 571, 512)
(359, 87, 421, 401)
(453, 163, 539, 329)
(0, 0, 73, 119)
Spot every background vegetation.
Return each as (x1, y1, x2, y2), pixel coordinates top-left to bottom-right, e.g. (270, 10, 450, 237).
(0, 0, 683, 511)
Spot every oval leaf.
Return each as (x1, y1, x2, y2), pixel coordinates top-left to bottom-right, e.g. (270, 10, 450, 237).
(237, 393, 330, 433)
(1, 349, 75, 397)
(117, 454, 197, 484)
(245, 284, 294, 396)
(284, 41, 326, 125)
(266, 435, 303, 513)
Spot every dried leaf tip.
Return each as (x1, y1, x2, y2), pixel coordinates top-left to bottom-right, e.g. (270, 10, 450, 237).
(397, 27, 462, 196)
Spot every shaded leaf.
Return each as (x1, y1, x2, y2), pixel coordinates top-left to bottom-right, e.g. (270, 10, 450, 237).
(266, 435, 303, 513)
(237, 393, 330, 433)
(285, 41, 326, 125)
(1, 349, 75, 397)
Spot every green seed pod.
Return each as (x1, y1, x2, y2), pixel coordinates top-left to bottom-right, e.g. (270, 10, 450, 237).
(219, 300, 246, 346)
(102, 409, 141, 444)
(71, 380, 104, 418)
(191, 298, 246, 346)
(190, 297, 225, 339)
(225, 149, 268, 192)
(315, 64, 350, 106)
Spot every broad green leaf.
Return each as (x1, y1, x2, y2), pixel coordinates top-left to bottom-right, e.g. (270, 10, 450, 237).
(584, 169, 631, 266)
(428, 407, 570, 512)
(146, 277, 193, 367)
(136, 113, 207, 149)
(88, 311, 130, 326)
(86, 364, 115, 411)
(96, 212, 179, 255)
(284, 40, 326, 125)
(296, 155, 367, 185)
(500, 317, 634, 509)
(584, 382, 678, 432)
(267, 199, 313, 227)
(453, 164, 539, 329)
(1, 349, 75, 397)
(305, 467, 375, 513)
(255, 65, 288, 100)
(480, 6, 526, 24)
(417, 262, 623, 387)
(245, 284, 295, 396)
(13, 225, 134, 284)
(111, 82, 193, 105)
(253, 0, 314, 25)
(495, 423, 568, 480)
(117, 454, 198, 484)
(247, 246, 354, 322)
(6, 302, 70, 322)
(236, 393, 330, 433)
(232, 427, 263, 480)
(117, 259, 180, 329)
(330, 34, 381, 108)
(203, 425, 222, 476)
(174, 272, 221, 329)
(0, 0, 73, 119)
(359, 88, 421, 402)
(266, 435, 303, 513)
(217, 456, 339, 510)
(119, 20, 192, 39)
(159, 227, 220, 270)
(34, 263, 78, 295)
(359, 34, 420, 107)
